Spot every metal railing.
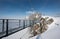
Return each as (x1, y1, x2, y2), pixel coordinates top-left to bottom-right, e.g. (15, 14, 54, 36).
(0, 19, 34, 38)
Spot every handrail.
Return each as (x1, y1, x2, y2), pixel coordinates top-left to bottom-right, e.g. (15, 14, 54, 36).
(0, 19, 34, 39)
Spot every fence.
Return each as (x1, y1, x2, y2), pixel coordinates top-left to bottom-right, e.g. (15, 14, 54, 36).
(0, 19, 34, 38)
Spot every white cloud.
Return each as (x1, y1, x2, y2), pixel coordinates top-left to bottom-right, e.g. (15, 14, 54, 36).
(26, 11, 36, 14)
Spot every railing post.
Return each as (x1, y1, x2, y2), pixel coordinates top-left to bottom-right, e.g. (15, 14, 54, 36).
(23, 20, 25, 29)
(19, 20, 21, 28)
(32, 20, 34, 25)
(29, 20, 31, 26)
(2, 19, 4, 32)
(40, 22, 42, 33)
(6, 19, 8, 36)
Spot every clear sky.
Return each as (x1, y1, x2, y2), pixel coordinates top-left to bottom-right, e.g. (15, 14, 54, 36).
(0, 0, 60, 19)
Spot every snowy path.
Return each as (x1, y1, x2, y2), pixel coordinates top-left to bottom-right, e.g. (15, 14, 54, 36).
(2, 27, 32, 39)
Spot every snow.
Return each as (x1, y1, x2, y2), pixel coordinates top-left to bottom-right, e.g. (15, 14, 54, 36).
(2, 17, 60, 39)
(30, 17, 60, 39)
(2, 27, 31, 39)
(41, 17, 60, 39)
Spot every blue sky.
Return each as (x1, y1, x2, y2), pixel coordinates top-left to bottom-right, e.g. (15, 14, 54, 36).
(0, 0, 60, 19)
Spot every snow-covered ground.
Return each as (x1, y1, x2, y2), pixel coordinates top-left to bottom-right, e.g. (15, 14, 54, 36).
(30, 17, 60, 39)
(41, 17, 60, 39)
(2, 27, 31, 39)
(2, 17, 60, 39)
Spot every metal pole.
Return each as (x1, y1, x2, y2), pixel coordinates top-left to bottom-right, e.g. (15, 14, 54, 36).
(19, 20, 21, 28)
(40, 22, 42, 33)
(32, 20, 34, 25)
(6, 19, 8, 36)
(23, 20, 25, 29)
(2, 19, 4, 32)
(29, 20, 31, 26)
